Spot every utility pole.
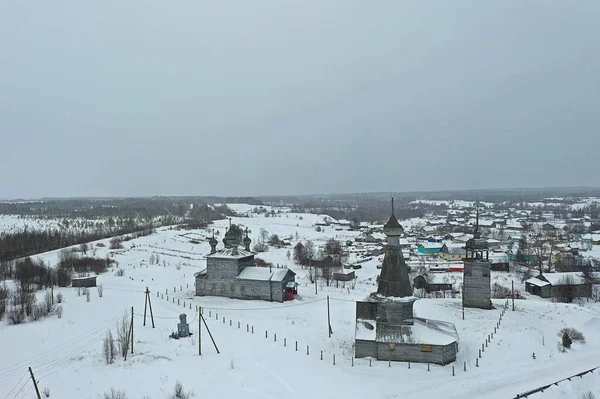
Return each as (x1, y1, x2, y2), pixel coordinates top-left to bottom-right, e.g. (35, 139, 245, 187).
(28, 367, 41, 399)
(327, 295, 332, 337)
(130, 307, 134, 354)
(461, 283, 465, 320)
(198, 308, 202, 356)
(143, 288, 155, 328)
(512, 280, 515, 311)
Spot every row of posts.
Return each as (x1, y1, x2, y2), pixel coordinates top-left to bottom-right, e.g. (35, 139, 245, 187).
(152, 288, 509, 374)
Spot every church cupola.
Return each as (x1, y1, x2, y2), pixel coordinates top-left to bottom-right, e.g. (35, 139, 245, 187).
(243, 228, 251, 251)
(209, 230, 218, 255)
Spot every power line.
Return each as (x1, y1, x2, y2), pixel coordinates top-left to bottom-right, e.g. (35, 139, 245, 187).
(2, 371, 28, 399)
(17, 384, 33, 399)
(35, 314, 129, 380)
(0, 314, 123, 381)
(8, 379, 29, 399)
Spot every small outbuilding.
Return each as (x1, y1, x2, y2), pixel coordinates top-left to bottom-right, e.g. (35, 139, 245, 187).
(71, 276, 97, 288)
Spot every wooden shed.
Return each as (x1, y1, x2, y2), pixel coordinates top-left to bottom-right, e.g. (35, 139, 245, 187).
(71, 276, 97, 288)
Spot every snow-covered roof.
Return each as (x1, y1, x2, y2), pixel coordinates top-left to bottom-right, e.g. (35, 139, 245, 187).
(452, 234, 473, 243)
(525, 276, 550, 287)
(426, 273, 457, 285)
(207, 248, 254, 259)
(488, 253, 508, 264)
(237, 267, 293, 282)
(420, 242, 443, 249)
(376, 317, 459, 346)
(540, 272, 587, 286)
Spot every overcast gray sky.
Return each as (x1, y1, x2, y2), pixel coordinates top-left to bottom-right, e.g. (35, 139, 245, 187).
(1, 1, 599, 199)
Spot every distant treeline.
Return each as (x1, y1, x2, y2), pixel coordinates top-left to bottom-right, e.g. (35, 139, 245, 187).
(0, 203, 230, 262)
(0, 222, 158, 262)
(0, 197, 262, 217)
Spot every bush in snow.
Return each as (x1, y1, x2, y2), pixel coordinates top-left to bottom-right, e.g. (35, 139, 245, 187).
(42, 387, 50, 398)
(85, 288, 90, 302)
(558, 327, 585, 344)
(0, 283, 9, 319)
(43, 291, 53, 314)
(56, 305, 63, 318)
(98, 285, 103, 297)
(6, 306, 26, 325)
(562, 332, 572, 349)
(109, 237, 124, 250)
(103, 388, 127, 399)
(581, 392, 596, 399)
(115, 269, 125, 277)
(30, 303, 48, 321)
(56, 292, 63, 303)
(169, 381, 191, 399)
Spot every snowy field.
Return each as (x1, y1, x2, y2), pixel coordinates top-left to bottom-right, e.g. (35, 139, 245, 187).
(1, 207, 600, 399)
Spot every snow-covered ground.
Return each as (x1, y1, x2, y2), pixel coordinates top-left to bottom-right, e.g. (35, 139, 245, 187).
(2, 207, 600, 399)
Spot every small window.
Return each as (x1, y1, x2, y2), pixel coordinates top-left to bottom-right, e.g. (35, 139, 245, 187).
(421, 344, 433, 352)
(389, 343, 396, 351)
(221, 284, 225, 291)
(250, 286, 255, 293)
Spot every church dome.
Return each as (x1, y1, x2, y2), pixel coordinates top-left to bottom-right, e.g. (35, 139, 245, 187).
(383, 214, 404, 237)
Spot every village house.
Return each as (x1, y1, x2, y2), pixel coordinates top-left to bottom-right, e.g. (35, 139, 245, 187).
(525, 272, 600, 299)
(439, 244, 464, 261)
(195, 227, 297, 302)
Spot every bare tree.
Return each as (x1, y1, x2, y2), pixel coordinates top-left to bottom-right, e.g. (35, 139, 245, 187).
(532, 235, 547, 275)
(102, 330, 116, 364)
(555, 275, 576, 303)
(581, 268, 595, 301)
(117, 313, 131, 358)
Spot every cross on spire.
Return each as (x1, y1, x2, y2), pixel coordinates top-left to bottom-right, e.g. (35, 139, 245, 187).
(391, 197, 395, 216)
